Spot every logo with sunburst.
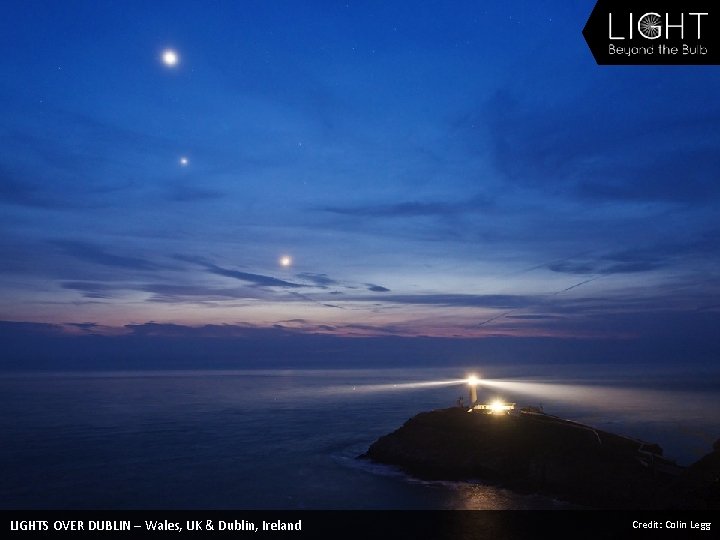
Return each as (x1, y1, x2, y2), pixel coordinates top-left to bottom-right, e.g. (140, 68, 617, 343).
(638, 13, 662, 39)
(584, 0, 718, 65)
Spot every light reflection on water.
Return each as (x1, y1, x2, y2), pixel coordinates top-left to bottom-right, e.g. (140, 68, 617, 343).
(0, 366, 718, 509)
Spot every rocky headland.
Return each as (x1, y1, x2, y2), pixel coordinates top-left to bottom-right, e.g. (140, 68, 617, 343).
(361, 407, 719, 509)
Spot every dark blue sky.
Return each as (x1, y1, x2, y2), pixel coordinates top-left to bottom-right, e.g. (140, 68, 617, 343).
(1, 1, 719, 359)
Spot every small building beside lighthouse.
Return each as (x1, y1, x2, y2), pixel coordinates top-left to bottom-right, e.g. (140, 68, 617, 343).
(470, 400, 516, 415)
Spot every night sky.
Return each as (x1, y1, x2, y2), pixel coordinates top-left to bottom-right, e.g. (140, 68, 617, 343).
(1, 1, 719, 366)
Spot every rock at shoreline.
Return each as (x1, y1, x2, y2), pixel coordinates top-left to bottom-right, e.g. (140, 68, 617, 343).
(362, 407, 717, 509)
(682, 439, 720, 509)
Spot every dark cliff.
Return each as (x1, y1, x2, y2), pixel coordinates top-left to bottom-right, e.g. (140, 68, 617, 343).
(362, 407, 717, 509)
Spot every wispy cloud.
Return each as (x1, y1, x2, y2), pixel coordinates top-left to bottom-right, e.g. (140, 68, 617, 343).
(175, 255, 306, 288)
(547, 251, 667, 276)
(296, 272, 339, 286)
(366, 284, 390, 292)
(352, 293, 533, 309)
(52, 240, 160, 271)
(206, 264, 305, 287)
(142, 283, 267, 303)
(320, 197, 491, 218)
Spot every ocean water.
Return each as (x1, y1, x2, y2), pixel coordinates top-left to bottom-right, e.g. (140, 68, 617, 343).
(1, 366, 718, 509)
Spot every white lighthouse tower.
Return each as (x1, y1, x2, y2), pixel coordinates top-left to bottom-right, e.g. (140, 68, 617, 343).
(467, 375, 480, 406)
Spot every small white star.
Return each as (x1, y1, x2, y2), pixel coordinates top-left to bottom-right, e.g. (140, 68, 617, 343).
(179, 156, 189, 166)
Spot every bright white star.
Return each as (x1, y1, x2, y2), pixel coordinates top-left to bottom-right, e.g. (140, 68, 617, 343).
(162, 49, 179, 67)
(179, 156, 189, 166)
(279, 255, 292, 267)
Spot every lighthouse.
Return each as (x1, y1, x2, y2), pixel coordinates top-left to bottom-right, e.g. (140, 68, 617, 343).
(467, 375, 480, 406)
(466, 374, 515, 414)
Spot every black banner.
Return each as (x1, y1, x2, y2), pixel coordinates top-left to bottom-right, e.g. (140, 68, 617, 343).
(583, 1, 720, 64)
(2, 511, 716, 540)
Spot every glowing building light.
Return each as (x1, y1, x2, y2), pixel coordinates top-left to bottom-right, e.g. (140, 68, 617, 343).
(468, 394, 516, 415)
(490, 400, 506, 414)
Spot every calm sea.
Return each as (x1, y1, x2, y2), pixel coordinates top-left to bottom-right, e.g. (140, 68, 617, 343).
(1, 366, 718, 509)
